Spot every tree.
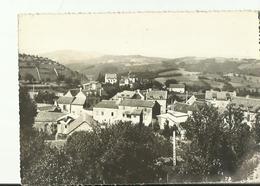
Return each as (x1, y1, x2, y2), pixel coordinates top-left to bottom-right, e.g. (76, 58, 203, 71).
(253, 113, 260, 143)
(24, 73, 35, 83)
(165, 79, 178, 87)
(19, 87, 45, 183)
(178, 104, 253, 181)
(97, 72, 105, 83)
(64, 122, 172, 184)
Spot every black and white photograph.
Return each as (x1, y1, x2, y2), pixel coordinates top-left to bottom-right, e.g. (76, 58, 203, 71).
(18, 11, 260, 185)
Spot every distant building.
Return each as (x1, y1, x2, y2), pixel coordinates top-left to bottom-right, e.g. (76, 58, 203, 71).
(105, 73, 117, 84)
(205, 90, 236, 108)
(230, 96, 260, 128)
(168, 84, 185, 93)
(119, 73, 138, 87)
(111, 90, 144, 101)
(82, 81, 102, 91)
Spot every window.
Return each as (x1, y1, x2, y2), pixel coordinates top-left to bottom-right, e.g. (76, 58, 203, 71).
(123, 114, 125, 117)
(111, 112, 114, 116)
(101, 111, 104, 116)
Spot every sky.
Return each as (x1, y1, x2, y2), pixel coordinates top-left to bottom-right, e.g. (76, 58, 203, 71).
(19, 11, 259, 59)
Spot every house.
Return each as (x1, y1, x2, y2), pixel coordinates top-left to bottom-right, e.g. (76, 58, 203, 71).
(168, 84, 185, 93)
(93, 99, 160, 126)
(75, 89, 101, 108)
(71, 97, 86, 115)
(111, 90, 145, 101)
(186, 93, 205, 105)
(230, 96, 260, 127)
(158, 101, 205, 136)
(82, 81, 102, 91)
(56, 113, 96, 140)
(118, 99, 160, 126)
(105, 73, 117, 84)
(146, 90, 168, 114)
(93, 100, 119, 124)
(119, 76, 130, 87)
(55, 96, 75, 113)
(119, 73, 138, 87)
(205, 90, 236, 108)
(34, 111, 68, 134)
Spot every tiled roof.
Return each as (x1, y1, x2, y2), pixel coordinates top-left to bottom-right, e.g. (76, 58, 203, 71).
(146, 90, 167, 100)
(231, 96, 260, 112)
(57, 96, 75, 105)
(112, 90, 136, 100)
(172, 101, 201, 114)
(94, 100, 119, 109)
(66, 114, 96, 135)
(120, 99, 155, 108)
(72, 97, 86, 105)
(35, 111, 67, 122)
(105, 73, 117, 79)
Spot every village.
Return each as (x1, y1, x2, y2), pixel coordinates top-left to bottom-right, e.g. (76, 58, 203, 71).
(20, 71, 260, 149)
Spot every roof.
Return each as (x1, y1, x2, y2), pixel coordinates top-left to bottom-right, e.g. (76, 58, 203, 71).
(37, 105, 57, 112)
(169, 84, 185, 89)
(146, 90, 167, 100)
(171, 101, 201, 114)
(205, 90, 235, 100)
(72, 97, 86, 105)
(94, 100, 119, 109)
(105, 73, 117, 79)
(69, 89, 81, 97)
(65, 114, 96, 135)
(120, 99, 155, 108)
(231, 96, 260, 112)
(57, 96, 75, 105)
(35, 111, 67, 122)
(111, 90, 136, 100)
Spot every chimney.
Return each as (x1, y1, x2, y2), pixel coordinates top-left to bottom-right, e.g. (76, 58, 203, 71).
(99, 88, 102, 97)
(136, 89, 140, 93)
(80, 87, 82, 92)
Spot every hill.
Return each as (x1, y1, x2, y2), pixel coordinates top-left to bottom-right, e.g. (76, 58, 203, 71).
(40, 50, 102, 65)
(19, 53, 86, 82)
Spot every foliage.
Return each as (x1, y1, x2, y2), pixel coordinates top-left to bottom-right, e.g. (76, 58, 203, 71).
(176, 104, 254, 181)
(97, 72, 105, 83)
(165, 79, 178, 87)
(22, 121, 173, 184)
(253, 113, 260, 144)
(35, 90, 56, 104)
(24, 73, 35, 83)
